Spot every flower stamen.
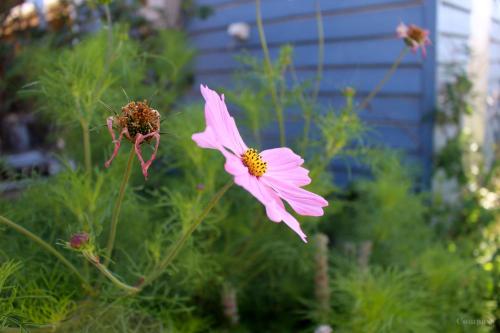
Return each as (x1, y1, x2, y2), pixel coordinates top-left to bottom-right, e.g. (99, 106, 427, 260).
(241, 148, 267, 177)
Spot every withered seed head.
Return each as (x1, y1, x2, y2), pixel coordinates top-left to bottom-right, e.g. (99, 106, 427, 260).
(405, 25, 428, 46)
(116, 101, 160, 142)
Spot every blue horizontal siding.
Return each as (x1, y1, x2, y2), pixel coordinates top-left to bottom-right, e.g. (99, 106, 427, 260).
(190, 4, 422, 50)
(190, 0, 421, 31)
(195, 40, 422, 72)
(195, 67, 422, 94)
(257, 120, 421, 152)
(187, 0, 436, 187)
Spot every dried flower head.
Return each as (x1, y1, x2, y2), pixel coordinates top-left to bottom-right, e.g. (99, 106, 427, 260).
(396, 22, 431, 57)
(70, 232, 89, 249)
(104, 101, 161, 179)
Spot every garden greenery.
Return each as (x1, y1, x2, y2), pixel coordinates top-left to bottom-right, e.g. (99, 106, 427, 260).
(0, 2, 498, 332)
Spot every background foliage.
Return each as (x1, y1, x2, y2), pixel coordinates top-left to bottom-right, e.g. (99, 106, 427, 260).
(0, 1, 498, 332)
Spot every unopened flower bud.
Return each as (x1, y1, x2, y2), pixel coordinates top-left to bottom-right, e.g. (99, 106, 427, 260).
(342, 86, 356, 98)
(70, 232, 89, 249)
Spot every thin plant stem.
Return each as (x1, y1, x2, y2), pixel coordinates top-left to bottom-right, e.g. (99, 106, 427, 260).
(0, 215, 91, 291)
(358, 47, 409, 111)
(80, 119, 92, 174)
(256, 0, 286, 146)
(289, 62, 314, 155)
(103, 4, 113, 70)
(140, 180, 234, 290)
(312, 1, 324, 104)
(0, 324, 57, 333)
(83, 252, 139, 294)
(302, 3, 324, 154)
(104, 146, 135, 267)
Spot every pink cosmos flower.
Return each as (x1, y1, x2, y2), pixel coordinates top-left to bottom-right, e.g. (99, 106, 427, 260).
(192, 85, 328, 242)
(396, 22, 431, 57)
(104, 101, 160, 179)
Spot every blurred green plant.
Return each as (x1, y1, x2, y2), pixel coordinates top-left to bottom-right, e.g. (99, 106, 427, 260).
(1, 2, 496, 333)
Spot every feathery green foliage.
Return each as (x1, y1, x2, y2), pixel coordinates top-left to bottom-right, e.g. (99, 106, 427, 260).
(0, 5, 497, 333)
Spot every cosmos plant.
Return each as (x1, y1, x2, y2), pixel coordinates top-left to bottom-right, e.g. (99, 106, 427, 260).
(0, 18, 440, 331)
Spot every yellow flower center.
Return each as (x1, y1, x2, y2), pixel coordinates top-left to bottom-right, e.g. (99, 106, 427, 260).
(241, 148, 267, 177)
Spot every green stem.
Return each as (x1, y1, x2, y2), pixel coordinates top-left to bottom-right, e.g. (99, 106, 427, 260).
(104, 146, 135, 267)
(80, 119, 92, 174)
(103, 4, 113, 70)
(0, 324, 57, 332)
(140, 180, 234, 290)
(358, 47, 409, 111)
(312, 2, 324, 104)
(0, 215, 91, 291)
(83, 252, 139, 294)
(302, 4, 325, 155)
(289, 62, 314, 155)
(256, 0, 286, 146)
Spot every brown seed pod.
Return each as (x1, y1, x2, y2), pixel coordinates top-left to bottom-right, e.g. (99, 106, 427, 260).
(116, 101, 160, 142)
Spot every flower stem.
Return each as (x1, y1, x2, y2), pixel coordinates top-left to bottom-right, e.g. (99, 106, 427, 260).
(312, 2, 324, 105)
(302, 4, 324, 154)
(140, 180, 234, 290)
(104, 146, 135, 267)
(80, 119, 92, 175)
(0, 324, 57, 332)
(0, 215, 91, 291)
(255, 0, 286, 146)
(103, 4, 113, 71)
(358, 47, 409, 111)
(83, 252, 139, 294)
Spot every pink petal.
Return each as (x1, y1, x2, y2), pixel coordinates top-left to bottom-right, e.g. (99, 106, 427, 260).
(260, 147, 304, 171)
(396, 22, 408, 39)
(261, 176, 328, 217)
(260, 147, 311, 186)
(222, 150, 248, 177)
(281, 210, 307, 243)
(198, 85, 248, 155)
(267, 166, 311, 187)
(192, 126, 220, 150)
(260, 148, 311, 186)
(233, 173, 308, 242)
(421, 46, 427, 58)
(134, 131, 160, 179)
(234, 173, 273, 211)
(234, 173, 286, 223)
(104, 117, 129, 168)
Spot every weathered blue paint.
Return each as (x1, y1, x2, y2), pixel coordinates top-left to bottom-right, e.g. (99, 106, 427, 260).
(185, 0, 476, 187)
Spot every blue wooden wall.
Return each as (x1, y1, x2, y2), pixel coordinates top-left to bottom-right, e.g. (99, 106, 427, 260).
(187, 0, 438, 187)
